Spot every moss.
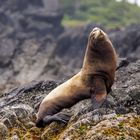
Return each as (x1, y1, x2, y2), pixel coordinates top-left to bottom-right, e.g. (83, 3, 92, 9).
(131, 117, 140, 129)
(6, 114, 140, 140)
(78, 124, 88, 134)
(8, 128, 26, 140)
(112, 114, 123, 120)
(103, 115, 140, 139)
(41, 122, 67, 140)
(62, 18, 86, 27)
(119, 135, 125, 140)
(116, 114, 123, 117)
(118, 122, 124, 130)
(129, 117, 140, 139)
(7, 121, 68, 140)
(8, 124, 43, 139)
(103, 127, 120, 137)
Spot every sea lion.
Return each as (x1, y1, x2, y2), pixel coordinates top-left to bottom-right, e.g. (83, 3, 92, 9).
(36, 27, 117, 128)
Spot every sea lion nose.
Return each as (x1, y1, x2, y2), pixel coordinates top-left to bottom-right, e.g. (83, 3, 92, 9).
(90, 27, 104, 39)
(92, 27, 101, 32)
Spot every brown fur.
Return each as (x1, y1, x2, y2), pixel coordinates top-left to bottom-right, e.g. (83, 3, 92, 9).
(36, 27, 117, 127)
(82, 28, 117, 92)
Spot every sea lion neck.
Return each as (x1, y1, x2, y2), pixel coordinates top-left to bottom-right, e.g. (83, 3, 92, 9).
(82, 43, 95, 74)
(82, 28, 107, 73)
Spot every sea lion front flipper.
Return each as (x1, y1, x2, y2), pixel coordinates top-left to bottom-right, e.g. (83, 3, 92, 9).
(43, 113, 71, 125)
(91, 92, 107, 110)
(90, 76, 108, 110)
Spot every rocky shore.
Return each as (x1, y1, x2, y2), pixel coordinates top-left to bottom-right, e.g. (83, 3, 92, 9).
(0, 60, 139, 139)
(0, 0, 140, 139)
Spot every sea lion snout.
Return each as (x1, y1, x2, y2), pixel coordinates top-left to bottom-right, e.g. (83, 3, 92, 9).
(90, 27, 105, 40)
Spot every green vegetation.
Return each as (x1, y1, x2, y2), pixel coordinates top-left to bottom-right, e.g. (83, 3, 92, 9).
(118, 122, 124, 130)
(60, 0, 140, 28)
(78, 124, 88, 134)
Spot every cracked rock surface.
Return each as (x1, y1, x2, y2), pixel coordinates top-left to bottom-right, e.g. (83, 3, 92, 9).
(0, 60, 139, 140)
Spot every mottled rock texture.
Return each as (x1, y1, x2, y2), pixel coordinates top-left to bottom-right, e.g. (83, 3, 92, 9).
(0, 60, 139, 140)
(0, 0, 140, 95)
(0, 1, 140, 139)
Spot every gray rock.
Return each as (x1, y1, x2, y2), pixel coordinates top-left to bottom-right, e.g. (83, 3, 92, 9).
(0, 0, 139, 95)
(10, 135, 20, 140)
(0, 108, 18, 126)
(11, 104, 34, 120)
(0, 59, 139, 139)
(0, 123, 8, 140)
(110, 24, 140, 60)
(0, 1, 139, 139)
(2, 118, 12, 128)
(25, 122, 35, 129)
(0, 39, 15, 66)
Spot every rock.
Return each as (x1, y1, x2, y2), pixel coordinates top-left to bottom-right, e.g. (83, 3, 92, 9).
(0, 105, 34, 128)
(0, 108, 18, 127)
(10, 134, 20, 140)
(59, 113, 140, 140)
(0, 123, 8, 140)
(110, 24, 140, 61)
(25, 122, 35, 129)
(0, 0, 139, 95)
(0, 1, 140, 139)
(0, 59, 139, 139)
(41, 122, 67, 140)
(0, 39, 15, 66)
(0, 80, 58, 108)
(2, 118, 12, 128)
(0, 0, 64, 94)
(11, 104, 34, 120)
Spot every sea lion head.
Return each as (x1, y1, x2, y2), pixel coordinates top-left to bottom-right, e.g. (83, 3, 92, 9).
(83, 27, 116, 70)
(88, 27, 112, 50)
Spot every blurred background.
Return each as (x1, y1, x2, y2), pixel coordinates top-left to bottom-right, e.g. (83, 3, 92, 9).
(0, 0, 140, 93)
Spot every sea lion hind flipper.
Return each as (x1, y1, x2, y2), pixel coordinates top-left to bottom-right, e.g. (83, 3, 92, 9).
(36, 119, 45, 128)
(43, 113, 71, 125)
